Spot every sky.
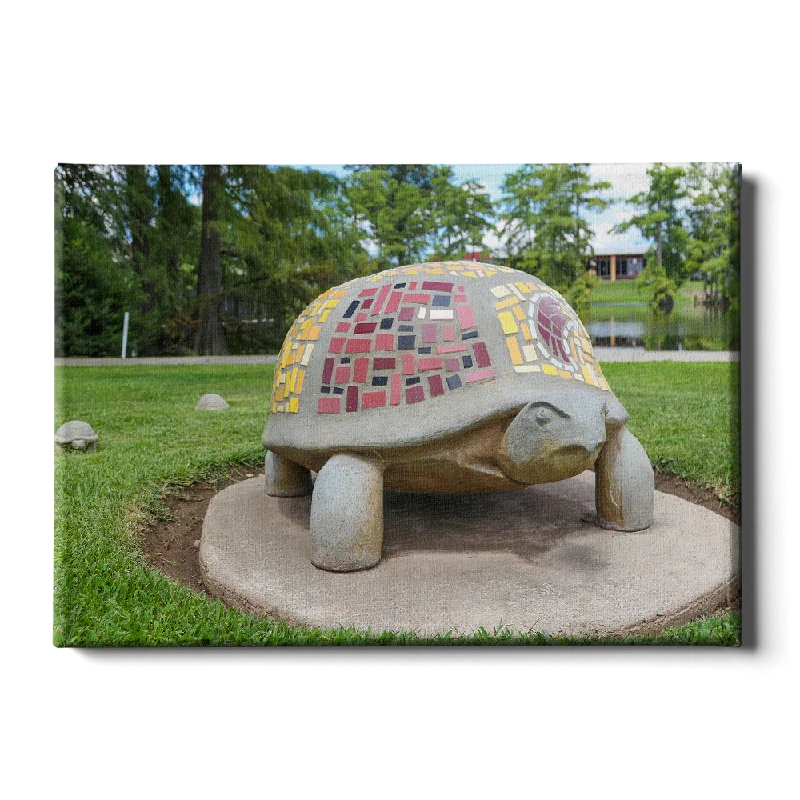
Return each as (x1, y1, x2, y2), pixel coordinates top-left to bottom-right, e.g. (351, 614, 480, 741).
(307, 163, 655, 256)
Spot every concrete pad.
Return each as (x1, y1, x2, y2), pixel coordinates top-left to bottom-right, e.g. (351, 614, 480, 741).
(199, 473, 739, 637)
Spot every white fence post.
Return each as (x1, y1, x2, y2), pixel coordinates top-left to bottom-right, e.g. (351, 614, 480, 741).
(122, 312, 130, 358)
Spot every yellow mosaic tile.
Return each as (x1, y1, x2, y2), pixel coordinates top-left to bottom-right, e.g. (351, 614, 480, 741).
(506, 336, 523, 366)
(495, 296, 520, 311)
(498, 312, 518, 335)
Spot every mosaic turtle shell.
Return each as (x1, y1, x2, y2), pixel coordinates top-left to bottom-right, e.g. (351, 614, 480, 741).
(264, 261, 612, 454)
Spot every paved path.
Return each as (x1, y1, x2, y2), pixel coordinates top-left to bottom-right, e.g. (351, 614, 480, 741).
(55, 348, 739, 367)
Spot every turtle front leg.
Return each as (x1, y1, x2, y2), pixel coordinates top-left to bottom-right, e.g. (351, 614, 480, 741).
(310, 454, 384, 572)
(594, 427, 654, 532)
(265, 450, 313, 497)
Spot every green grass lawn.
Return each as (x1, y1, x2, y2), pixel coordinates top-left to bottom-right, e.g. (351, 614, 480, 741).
(54, 363, 740, 646)
(590, 279, 703, 304)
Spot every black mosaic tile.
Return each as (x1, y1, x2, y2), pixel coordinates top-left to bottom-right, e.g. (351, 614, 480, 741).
(398, 335, 416, 350)
(380, 317, 394, 330)
(417, 346, 432, 354)
(343, 300, 359, 319)
(340, 357, 351, 364)
(333, 386, 344, 395)
(321, 385, 331, 394)
(446, 374, 462, 390)
(462, 330, 479, 340)
(406, 376, 421, 386)
(462, 355, 473, 368)
(432, 295, 450, 307)
(394, 282, 407, 288)
(371, 376, 388, 386)
(399, 324, 414, 332)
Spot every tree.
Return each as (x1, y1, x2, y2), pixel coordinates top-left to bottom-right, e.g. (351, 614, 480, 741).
(195, 165, 227, 355)
(498, 164, 543, 267)
(345, 165, 437, 266)
(685, 163, 740, 310)
(429, 167, 494, 257)
(566, 164, 611, 282)
(55, 164, 133, 356)
(499, 164, 610, 285)
(614, 163, 689, 284)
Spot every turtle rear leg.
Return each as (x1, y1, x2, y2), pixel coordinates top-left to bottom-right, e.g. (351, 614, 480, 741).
(594, 428, 654, 531)
(265, 450, 313, 497)
(310, 454, 384, 572)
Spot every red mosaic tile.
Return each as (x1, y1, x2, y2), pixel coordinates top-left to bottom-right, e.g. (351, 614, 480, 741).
(422, 323, 437, 343)
(421, 281, 453, 292)
(403, 293, 431, 304)
(445, 358, 460, 371)
(371, 284, 392, 315)
(353, 321, 377, 334)
(417, 356, 443, 372)
(373, 357, 397, 370)
(398, 306, 415, 321)
(385, 291, 402, 314)
(456, 305, 476, 329)
(356, 312, 369, 322)
(406, 384, 425, 404)
(336, 322, 351, 333)
(465, 368, 495, 383)
(409, 282, 417, 290)
(361, 298, 374, 309)
(346, 385, 359, 412)
(443, 325, 455, 341)
(428, 374, 445, 397)
(318, 397, 340, 414)
(335, 365, 351, 383)
(375, 333, 394, 351)
(354, 357, 369, 383)
(328, 337, 345, 354)
(390, 374, 401, 405)
(321, 358, 334, 383)
(345, 338, 371, 353)
(472, 341, 491, 367)
(358, 288, 378, 297)
(361, 390, 387, 409)
(454, 294, 468, 303)
(436, 343, 468, 354)
(402, 353, 416, 374)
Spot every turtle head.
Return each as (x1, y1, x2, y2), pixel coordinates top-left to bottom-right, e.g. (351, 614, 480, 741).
(498, 388, 625, 485)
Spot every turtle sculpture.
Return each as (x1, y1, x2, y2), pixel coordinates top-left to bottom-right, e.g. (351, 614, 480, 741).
(55, 420, 99, 451)
(263, 261, 653, 572)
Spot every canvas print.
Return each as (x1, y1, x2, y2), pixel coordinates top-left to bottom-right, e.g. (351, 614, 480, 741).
(54, 163, 741, 646)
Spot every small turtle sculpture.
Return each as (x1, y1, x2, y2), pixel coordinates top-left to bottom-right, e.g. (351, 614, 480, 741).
(55, 420, 99, 451)
(263, 261, 654, 572)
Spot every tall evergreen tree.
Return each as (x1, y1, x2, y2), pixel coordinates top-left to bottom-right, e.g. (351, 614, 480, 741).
(685, 163, 740, 309)
(614, 163, 689, 283)
(196, 165, 227, 355)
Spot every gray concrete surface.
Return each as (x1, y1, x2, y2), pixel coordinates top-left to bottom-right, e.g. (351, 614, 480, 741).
(54, 349, 738, 367)
(199, 472, 739, 637)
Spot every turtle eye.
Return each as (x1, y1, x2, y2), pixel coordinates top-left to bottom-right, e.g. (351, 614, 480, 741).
(535, 406, 552, 425)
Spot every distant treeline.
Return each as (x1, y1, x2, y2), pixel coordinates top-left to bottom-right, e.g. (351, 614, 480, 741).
(55, 163, 740, 356)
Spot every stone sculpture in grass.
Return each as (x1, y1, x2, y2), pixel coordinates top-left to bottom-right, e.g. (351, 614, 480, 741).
(263, 261, 654, 572)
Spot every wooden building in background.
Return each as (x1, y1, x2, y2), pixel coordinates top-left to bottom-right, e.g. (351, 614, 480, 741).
(587, 252, 646, 280)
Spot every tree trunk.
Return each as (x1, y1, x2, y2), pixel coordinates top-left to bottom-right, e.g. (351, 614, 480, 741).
(657, 199, 663, 267)
(196, 165, 227, 355)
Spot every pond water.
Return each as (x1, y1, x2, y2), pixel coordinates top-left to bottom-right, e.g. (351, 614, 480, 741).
(582, 304, 739, 351)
